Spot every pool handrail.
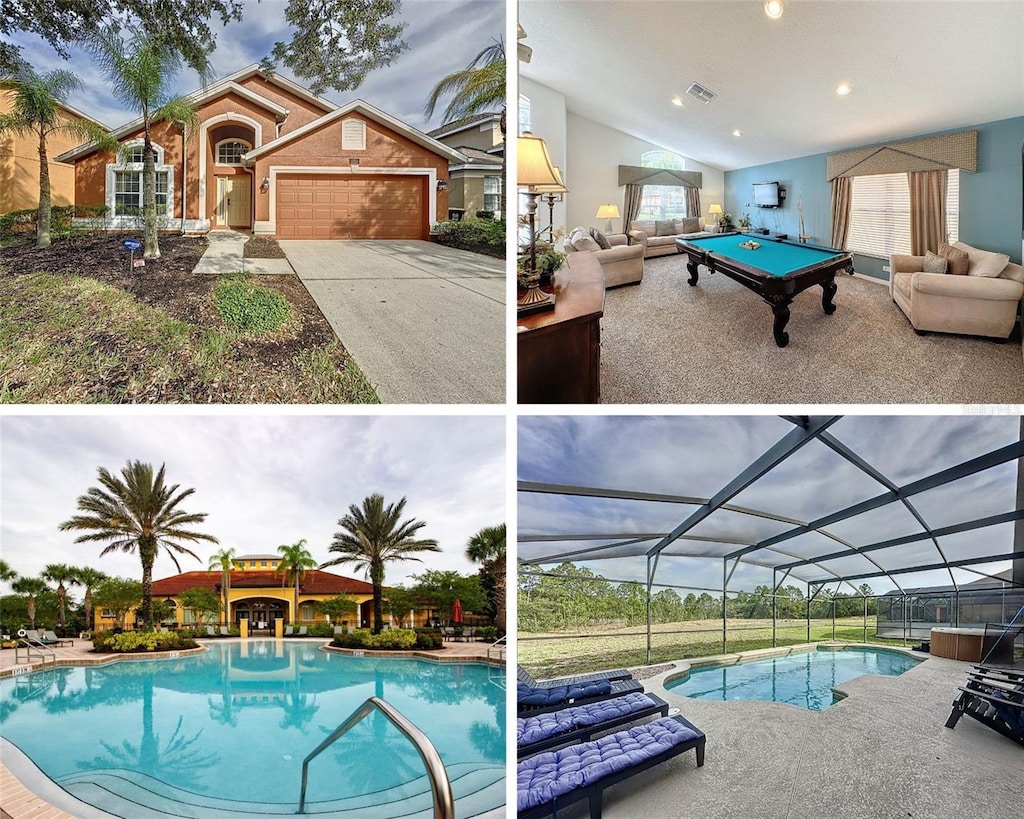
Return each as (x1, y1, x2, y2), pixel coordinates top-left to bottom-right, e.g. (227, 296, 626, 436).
(297, 695, 454, 818)
(487, 634, 507, 660)
(15, 636, 56, 666)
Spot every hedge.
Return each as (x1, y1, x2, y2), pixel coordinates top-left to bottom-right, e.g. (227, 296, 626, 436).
(93, 629, 198, 653)
(432, 217, 505, 258)
(331, 628, 419, 650)
(0, 205, 110, 239)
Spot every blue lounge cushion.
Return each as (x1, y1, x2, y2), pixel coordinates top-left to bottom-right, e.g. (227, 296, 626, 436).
(517, 717, 700, 812)
(517, 679, 612, 707)
(517, 692, 657, 746)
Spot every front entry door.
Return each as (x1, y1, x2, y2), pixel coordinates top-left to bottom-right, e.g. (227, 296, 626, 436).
(217, 177, 251, 227)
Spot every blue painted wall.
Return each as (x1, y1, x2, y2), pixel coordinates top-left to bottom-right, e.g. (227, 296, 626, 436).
(725, 117, 1024, 280)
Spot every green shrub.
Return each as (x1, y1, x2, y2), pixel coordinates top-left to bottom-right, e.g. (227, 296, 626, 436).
(475, 626, 498, 642)
(0, 205, 109, 239)
(475, 210, 495, 220)
(213, 274, 291, 334)
(432, 218, 505, 258)
(414, 628, 443, 650)
(332, 628, 418, 650)
(96, 630, 198, 653)
(306, 623, 334, 638)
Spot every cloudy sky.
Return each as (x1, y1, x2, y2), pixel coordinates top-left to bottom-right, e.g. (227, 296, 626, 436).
(1, 414, 506, 597)
(6, 0, 504, 132)
(518, 415, 1023, 597)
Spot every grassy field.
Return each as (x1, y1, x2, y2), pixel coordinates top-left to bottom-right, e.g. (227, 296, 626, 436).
(518, 617, 909, 678)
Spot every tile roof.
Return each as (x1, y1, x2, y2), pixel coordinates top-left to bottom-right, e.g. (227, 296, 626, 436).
(152, 570, 374, 596)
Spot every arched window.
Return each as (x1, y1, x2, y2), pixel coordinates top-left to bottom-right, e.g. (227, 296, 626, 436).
(518, 93, 532, 135)
(109, 140, 172, 218)
(639, 150, 688, 221)
(215, 139, 251, 165)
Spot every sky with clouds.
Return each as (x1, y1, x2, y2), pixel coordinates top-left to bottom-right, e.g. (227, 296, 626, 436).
(0, 414, 506, 598)
(6, 0, 504, 132)
(518, 415, 1023, 598)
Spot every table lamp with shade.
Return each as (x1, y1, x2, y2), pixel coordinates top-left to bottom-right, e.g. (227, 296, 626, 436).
(518, 132, 565, 314)
(531, 165, 567, 242)
(594, 204, 620, 234)
(708, 203, 723, 229)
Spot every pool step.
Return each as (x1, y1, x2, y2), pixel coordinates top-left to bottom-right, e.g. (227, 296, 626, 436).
(58, 762, 505, 818)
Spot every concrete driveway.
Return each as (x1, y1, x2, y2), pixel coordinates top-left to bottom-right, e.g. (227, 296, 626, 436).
(279, 240, 505, 403)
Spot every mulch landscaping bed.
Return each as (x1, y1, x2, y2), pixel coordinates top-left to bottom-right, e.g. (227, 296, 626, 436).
(0, 233, 377, 403)
(244, 236, 287, 258)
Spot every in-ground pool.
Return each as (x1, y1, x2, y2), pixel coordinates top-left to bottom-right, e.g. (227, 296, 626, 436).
(666, 647, 920, 711)
(0, 641, 505, 817)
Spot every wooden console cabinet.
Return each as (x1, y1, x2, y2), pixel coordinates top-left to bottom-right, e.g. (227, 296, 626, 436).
(517, 254, 605, 403)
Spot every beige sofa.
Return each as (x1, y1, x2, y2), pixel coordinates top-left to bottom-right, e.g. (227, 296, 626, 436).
(563, 226, 644, 287)
(890, 241, 1024, 340)
(628, 217, 718, 258)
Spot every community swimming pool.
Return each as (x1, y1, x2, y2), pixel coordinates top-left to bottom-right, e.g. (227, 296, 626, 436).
(666, 647, 920, 711)
(0, 641, 505, 817)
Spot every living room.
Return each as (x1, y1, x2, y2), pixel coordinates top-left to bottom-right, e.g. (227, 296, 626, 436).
(517, 0, 1024, 404)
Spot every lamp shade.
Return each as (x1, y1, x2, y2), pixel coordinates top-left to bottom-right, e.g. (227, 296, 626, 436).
(531, 165, 568, 194)
(518, 132, 561, 189)
(708, 204, 723, 216)
(595, 204, 620, 219)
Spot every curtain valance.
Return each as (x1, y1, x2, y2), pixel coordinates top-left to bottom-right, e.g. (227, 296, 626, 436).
(618, 165, 702, 188)
(826, 130, 977, 181)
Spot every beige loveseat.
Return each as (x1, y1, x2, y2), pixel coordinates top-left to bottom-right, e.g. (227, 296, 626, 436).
(563, 226, 644, 287)
(628, 217, 718, 258)
(890, 241, 1024, 340)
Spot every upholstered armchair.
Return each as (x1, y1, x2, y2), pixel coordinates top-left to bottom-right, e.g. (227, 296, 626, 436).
(890, 242, 1023, 340)
(563, 226, 644, 288)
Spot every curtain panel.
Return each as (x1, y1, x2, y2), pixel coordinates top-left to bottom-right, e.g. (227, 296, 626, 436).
(830, 177, 852, 250)
(908, 169, 947, 255)
(622, 183, 644, 233)
(686, 187, 701, 221)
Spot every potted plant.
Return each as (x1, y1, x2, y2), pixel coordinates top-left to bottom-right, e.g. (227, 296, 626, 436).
(737, 213, 752, 231)
(518, 240, 567, 287)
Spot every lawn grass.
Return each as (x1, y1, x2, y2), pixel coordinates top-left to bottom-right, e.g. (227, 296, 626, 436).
(0, 272, 379, 403)
(519, 617, 910, 678)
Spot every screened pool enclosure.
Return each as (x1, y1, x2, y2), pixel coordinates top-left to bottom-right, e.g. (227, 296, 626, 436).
(517, 416, 1024, 674)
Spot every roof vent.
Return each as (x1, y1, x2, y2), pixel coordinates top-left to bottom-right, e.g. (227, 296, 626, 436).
(686, 83, 716, 103)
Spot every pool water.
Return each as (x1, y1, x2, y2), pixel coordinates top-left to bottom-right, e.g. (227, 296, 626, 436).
(666, 647, 919, 711)
(0, 641, 505, 817)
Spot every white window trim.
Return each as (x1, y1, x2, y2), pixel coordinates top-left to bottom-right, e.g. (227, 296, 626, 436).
(105, 140, 175, 228)
(214, 137, 253, 167)
(341, 118, 367, 151)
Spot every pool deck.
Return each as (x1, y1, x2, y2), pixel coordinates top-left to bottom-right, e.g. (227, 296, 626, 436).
(0, 638, 505, 818)
(535, 645, 1022, 819)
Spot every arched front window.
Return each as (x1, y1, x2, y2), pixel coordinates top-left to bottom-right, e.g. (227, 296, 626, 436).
(215, 139, 251, 165)
(639, 150, 688, 221)
(109, 140, 172, 218)
(518, 93, 532, 135)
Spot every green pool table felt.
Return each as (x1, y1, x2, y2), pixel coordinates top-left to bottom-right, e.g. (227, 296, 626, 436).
(682, 234, 843, 277)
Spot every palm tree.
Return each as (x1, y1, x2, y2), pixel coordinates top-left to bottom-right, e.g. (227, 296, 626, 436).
(41, 563, 80, 630)
(0, 560, 17, 586)
(208, 547, 236, 627)
(73, 566, 108, 633)
(424, 39, 506, 136)
(322, 494, 440, 634)
(277, 540, 317, 625)
(466, 523, 506, 630)
(59, 460, 219, 629)
(12, 577, 48, 630)
(88, 27, 202, 259)
(0, 64, 114, 248)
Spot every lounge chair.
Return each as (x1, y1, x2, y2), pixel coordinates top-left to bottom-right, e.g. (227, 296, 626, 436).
(220, 626, 230, 637)
(42, 630, 72, 646)
(333, 625, 345, 636)
(946, 665, 1024, 746)
(518, 664, 633, 689)
(442, 626, 455, 641)
(518, 715, 706, 818)
(297, 626, 308, 636)
(517, 678, 645, 716)
(206, 625, 217, 637)
(284, 625, 294, 636)
(518, 692, 670, 758)
(23, 630, 45, 645)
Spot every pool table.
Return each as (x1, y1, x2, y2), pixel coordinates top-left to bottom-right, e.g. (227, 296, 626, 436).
(675, 232, 854, 347)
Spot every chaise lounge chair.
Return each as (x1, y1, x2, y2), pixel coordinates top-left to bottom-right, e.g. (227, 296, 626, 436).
(206, 625, 217, 637)
(517, 715, 706, 819)
(518, 692, 670, 758)
(284, 625, 294, 636)
(518, 664, 633, 689)
(945, 665, 1024, 746)
(297, 626, 308, 636)
(220, 626, 230, 636)
(517, 678, 645, 716)
(42, 630, 72, 646)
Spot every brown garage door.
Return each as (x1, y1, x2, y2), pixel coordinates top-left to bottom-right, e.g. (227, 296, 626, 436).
(276, 174, 425, 239)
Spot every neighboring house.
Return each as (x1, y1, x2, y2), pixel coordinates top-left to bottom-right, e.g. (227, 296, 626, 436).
(93, 560, 438, 630)
(429, 112, 504, 219)
(0, 90, 106, 213)
(55, 65, 464, 240)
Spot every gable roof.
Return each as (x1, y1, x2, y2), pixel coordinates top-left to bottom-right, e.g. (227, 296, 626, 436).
(428, 112, 502, 141)
(0, 90, 108, 131)
(451, 146, 503, 167)
(243, 99, 467, 164)
(152, 569, 374, 596)
(55, 64, 335, 163)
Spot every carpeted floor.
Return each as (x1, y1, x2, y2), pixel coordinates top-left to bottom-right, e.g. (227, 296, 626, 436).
(600, 255, 1024, 404)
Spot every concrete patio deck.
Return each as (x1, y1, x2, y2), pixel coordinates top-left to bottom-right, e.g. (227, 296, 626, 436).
(532, 650, 1021, 819)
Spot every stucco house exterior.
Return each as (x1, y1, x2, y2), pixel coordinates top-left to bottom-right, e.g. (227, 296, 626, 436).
(0, 90, 106, 213)
(55, 65, 465, 240)
(429, 112, 504, 219)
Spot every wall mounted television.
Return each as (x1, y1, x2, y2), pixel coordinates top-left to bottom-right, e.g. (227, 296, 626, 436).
(753, 181, 783, 208)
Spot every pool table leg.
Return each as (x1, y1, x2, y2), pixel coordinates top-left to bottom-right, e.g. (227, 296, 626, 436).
(821, 278, 838, 315)
(771, 301, 791, 348)
(686, 261, 700, 286)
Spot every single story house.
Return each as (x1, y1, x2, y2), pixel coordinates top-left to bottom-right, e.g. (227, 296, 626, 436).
(0, 90, 106, 213)
(429, 112, 504, 219)
(55, 65, 465, 240)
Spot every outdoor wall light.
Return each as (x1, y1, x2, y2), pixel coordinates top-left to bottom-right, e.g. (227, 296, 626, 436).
(260, 177, 270, 192)
(436, 179, 449, 191)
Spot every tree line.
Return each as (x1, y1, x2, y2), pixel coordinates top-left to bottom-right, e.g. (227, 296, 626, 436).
(519, 562, 876, 633)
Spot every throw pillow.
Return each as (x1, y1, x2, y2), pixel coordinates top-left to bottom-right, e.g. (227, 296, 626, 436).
(955, 242, 1011, 278)
(679, 217, 702, 234)
(655, 220, 676, 237)
(922, 251, 948, 275)
(630, 220, 656, 236)
(938, 242, 969, 276)
(589, 228, 612, 250)
(571, 230, 601, 252)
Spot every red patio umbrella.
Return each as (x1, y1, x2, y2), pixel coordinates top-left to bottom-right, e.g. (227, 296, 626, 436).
(452, 598, 463, 624)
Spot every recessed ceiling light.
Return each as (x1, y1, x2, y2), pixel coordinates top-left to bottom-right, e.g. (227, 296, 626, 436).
(671, 96, 685, 107)
(836, 82, 852, 96)
(733, 129, 742, 137)
(764, 0, 784, 19)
